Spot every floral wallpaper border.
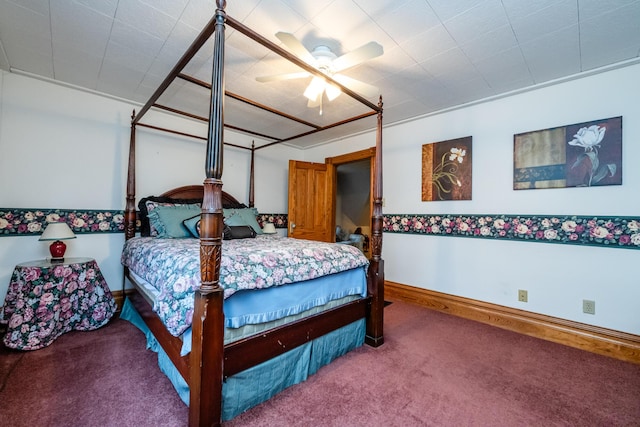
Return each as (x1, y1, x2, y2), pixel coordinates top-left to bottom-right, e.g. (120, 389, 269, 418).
(4, 208, 638, 250)
(0, 208, 288, 237)
(0, 208, 126, 236)
(257, 214, 288, 229)
(383, 213, 640, 249)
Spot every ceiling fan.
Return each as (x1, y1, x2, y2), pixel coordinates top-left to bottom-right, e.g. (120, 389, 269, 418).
(256, 32, 383, 113)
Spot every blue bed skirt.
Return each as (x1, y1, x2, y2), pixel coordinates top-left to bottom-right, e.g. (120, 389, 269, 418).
(120, 297, 365, 421)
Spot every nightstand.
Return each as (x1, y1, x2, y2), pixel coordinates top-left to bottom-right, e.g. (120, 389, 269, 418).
(1, 257, 116, 350)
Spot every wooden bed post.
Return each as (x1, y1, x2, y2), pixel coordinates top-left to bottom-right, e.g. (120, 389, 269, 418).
(249, 141, 255, 208)
(123, 110, 138, 296)
(366, 96, 384, 347)
(189, 2, 226, 426)
(125, 110, 137, 241)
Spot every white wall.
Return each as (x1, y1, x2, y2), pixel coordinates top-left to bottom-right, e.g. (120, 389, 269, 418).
(305, 63, 640, 335)
(0, 71, 300, 302)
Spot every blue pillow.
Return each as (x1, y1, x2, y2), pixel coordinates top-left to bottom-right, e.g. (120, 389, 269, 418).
(183, 215, 201, 238)
(148, 204, 201, 238)
(222, 207, 263, 234)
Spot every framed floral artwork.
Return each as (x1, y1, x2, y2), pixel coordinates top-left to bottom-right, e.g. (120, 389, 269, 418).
(422, 136, 472, 201)
(513, 116, 622, 190)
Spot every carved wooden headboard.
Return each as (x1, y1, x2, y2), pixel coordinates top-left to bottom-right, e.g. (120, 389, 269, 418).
(160, 185, 244, 207)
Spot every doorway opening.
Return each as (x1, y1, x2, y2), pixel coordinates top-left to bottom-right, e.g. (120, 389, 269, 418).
(327, 148, 375, 257)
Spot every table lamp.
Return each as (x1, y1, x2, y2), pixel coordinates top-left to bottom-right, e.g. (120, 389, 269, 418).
(262, 223, 276, 234)
(39, 222, 76, 262)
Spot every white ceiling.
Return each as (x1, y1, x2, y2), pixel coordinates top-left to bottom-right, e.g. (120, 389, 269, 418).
(1, 0, 639, 148)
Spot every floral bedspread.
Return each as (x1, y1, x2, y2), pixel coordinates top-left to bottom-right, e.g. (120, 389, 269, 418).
(121, 235, 369, 336)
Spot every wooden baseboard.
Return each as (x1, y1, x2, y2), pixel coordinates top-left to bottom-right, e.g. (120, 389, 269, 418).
(385, 281, 640, 365)
(110, 289, 133, 313)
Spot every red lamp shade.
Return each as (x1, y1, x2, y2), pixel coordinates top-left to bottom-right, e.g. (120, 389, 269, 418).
(39, 222, 76, 261)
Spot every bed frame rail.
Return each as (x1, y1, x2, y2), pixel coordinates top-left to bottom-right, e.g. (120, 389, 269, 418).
(224, 298, 369, 377)
(125, 272, 371, 382)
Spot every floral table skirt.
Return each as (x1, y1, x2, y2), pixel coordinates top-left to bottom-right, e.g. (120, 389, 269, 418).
(1, 258, 116, 350)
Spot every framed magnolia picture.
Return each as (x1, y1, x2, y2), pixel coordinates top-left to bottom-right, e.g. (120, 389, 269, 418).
(513, 116, 622, 190)
(422, 136, 472, 201)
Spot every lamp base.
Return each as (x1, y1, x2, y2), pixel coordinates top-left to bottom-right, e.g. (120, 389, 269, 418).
(50, 257, 65, 264)
(49, 240, 67, 260)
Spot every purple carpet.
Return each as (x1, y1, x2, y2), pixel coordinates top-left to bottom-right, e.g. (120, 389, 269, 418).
(2, 300, 639, 426)
(0, 318, 188, 426)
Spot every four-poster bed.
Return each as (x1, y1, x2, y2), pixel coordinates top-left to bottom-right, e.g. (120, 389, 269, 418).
(122, 2, 385, 426)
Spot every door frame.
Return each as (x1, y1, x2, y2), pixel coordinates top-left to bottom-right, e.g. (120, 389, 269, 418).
(326, 147, 376, 245)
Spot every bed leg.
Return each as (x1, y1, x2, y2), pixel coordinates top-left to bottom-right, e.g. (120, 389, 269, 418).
(189, 288, 224, 427)
(366, 259, 385, 347)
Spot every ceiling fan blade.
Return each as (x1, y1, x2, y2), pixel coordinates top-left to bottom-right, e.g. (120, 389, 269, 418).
(332, 74, 379, 98)
(332, 41, 383, 72)
(275, 32, 317, 65)
(255, 71, 310, 83)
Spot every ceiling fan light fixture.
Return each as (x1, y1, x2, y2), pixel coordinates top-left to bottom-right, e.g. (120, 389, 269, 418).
(262, 32, 383, 109)
(325, 83, 341, 101)
(304, 76, 325, 102)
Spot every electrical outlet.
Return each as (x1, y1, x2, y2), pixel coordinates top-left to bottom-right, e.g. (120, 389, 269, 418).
(518, 289, 528, 302)
(583, 299, 595, 315)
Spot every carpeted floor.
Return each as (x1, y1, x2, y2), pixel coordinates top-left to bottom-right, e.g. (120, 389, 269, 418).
(2, 300, 639, 426)
(0, 316, 188, 427)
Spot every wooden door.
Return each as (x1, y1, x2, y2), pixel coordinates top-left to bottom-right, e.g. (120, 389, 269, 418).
(288, 160, 335, 242)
